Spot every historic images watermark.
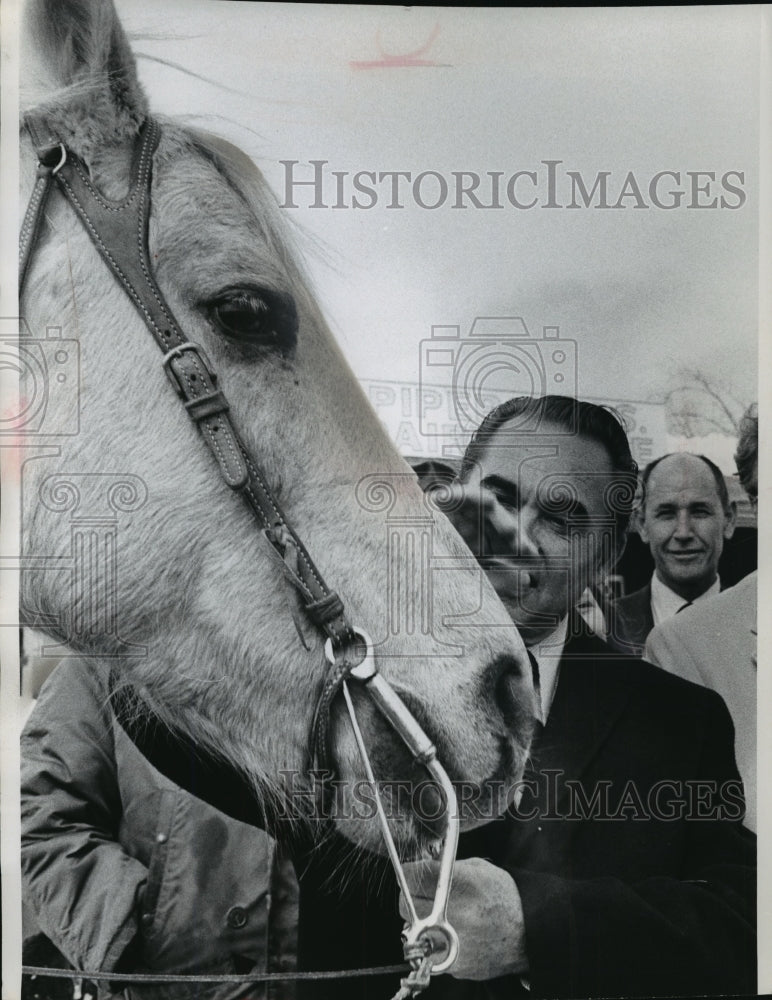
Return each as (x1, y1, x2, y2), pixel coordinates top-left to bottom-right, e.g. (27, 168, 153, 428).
(280, 160, 747, 211)
(419, 317, 577, 436)
(274, 769, 746, 825)
(0, 319, 80, 439)
(25, 473, 149, 658)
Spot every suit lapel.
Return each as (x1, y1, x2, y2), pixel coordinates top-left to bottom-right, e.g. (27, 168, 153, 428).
(459, 618, 640, 867)
(628, 583, 654, 650)
(608, 582, 653, 654)
(515, 618, 636, 844)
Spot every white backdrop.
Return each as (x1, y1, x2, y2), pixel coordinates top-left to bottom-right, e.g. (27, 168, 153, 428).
(116, 2, 762, 470)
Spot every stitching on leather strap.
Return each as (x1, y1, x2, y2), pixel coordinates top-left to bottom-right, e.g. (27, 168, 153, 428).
(21, 113, 360, 779)
(56, 172, 169, 344)
(310, 655, 355, 771)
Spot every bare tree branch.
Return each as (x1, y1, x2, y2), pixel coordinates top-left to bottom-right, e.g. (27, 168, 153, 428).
(663, 368, 749, 438)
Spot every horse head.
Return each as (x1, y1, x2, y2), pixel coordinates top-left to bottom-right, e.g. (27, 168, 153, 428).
(19, 0, 535, 854)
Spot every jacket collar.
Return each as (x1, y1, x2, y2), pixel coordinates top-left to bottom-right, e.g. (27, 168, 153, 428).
(617, 581, 654, 649)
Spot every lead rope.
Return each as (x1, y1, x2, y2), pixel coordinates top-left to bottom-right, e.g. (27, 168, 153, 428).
(19, 140, 66, 288)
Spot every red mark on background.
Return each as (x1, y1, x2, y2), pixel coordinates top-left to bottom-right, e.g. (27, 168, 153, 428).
(350, 23, 448, 70)
(0, 401, 27, 482)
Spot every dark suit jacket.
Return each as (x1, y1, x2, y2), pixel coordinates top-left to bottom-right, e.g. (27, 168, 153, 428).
(607, 582, 654, 657)
(610, 579, 729, 659)
(295, 620, 756, 1000)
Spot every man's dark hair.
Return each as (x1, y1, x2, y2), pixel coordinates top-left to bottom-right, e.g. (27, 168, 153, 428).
(458, 395, 639, 535)
(640, 452, 730, 512)
(734, 403, 758, 501)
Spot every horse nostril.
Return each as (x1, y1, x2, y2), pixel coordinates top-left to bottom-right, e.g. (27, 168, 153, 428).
(483, 654, 533, 733)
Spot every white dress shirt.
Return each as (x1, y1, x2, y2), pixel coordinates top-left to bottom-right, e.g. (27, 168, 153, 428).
(650, 574, 720, 627)
(529, 616, 569, 723)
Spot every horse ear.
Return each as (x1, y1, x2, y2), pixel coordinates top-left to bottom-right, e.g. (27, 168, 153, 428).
(22, 0, 148, 156)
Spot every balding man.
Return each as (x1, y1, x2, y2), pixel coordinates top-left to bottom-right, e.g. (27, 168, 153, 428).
(610, 452, 737, 657)
(644, 406, 758, 830)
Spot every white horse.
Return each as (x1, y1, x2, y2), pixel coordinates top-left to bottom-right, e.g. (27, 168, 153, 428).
(19, 0, 533, 856)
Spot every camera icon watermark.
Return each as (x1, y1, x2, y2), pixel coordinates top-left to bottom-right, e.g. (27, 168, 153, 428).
(20, 472, 149, 659)
(0, 317, 80, 437)
(419, 317, 577, 437)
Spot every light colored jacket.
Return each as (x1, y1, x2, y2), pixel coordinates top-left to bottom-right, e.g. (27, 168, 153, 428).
(21, 658, 298, 1000)
(645, 571, 757, 832)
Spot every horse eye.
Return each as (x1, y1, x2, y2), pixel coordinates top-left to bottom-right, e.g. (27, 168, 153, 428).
(208, 288, 298, 354)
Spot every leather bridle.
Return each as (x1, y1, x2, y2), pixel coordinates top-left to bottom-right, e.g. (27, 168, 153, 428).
(19, 114, 460, 995)
(20, 115, 356, 773)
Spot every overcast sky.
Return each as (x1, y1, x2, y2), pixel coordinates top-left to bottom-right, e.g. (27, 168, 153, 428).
(118, 2, 761, 452)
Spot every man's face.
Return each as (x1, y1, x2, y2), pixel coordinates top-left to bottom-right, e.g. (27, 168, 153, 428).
(459, 419, 618, 644)
(639, 453, 736, 600)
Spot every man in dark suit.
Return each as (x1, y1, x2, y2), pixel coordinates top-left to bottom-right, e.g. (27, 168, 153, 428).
(295, 395, 755, 999)
(609, 451, 737, 656)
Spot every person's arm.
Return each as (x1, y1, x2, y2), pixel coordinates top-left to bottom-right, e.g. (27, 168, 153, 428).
(21, 661, 149, 973)
(403, 692, 755, 997)
(514, 842, 755, 996)
(518, 689, 754, 997)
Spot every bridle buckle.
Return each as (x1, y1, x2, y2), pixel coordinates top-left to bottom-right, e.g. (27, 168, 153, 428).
(162, 342, 218, 398)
